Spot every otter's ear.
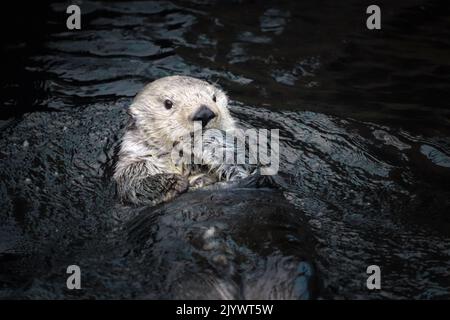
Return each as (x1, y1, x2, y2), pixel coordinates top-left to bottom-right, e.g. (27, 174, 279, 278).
(127, 105, 139, 119)
(215, 88, 229, 108)
(126, 108, 133, 118)
(127, 108, 135, 119)
(125, 108, 137, 129)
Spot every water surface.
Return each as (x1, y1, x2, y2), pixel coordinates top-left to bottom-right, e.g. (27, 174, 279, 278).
(0, 0, 449, 299)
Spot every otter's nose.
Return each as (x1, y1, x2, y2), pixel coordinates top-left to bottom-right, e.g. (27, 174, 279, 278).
(192, 105, 216, 127)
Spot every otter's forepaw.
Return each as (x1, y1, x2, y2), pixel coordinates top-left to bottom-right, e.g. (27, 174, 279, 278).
(162, 174, 189, 202)
(129, 173, 189, 206)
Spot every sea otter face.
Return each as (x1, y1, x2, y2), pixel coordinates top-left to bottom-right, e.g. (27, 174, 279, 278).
(130, 75, 235, 145)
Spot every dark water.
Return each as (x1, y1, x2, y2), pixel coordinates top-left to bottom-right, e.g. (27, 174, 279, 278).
(1, 0, 450, 299)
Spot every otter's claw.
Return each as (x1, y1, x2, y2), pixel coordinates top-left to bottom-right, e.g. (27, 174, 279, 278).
(162, 174, 189, 202)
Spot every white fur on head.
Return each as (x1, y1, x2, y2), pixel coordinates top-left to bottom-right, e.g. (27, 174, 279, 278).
(129, 75, 235, 147)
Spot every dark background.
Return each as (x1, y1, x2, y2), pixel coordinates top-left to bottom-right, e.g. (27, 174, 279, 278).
(2, 0, 450, 135)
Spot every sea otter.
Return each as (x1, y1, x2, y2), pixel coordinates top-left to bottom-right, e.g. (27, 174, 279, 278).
(113, 75, 255, 205)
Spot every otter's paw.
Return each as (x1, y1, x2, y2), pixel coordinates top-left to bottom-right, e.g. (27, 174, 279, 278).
(161, 174, 189, 202)
(188, 174, 217, 189)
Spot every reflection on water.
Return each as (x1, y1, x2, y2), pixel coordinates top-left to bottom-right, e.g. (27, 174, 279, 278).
(0, 0, 449, 299)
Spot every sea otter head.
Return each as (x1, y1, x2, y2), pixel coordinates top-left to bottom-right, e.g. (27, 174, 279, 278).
(129, 75, 235, 146)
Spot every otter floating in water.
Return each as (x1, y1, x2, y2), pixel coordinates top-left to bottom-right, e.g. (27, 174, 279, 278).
(114, 75, 254, 206)
(108, 76, 318, 299)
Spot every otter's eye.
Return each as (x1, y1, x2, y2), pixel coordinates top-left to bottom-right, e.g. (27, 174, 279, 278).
(164, 99, 173, 109)
(212, 95, 217, 102)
